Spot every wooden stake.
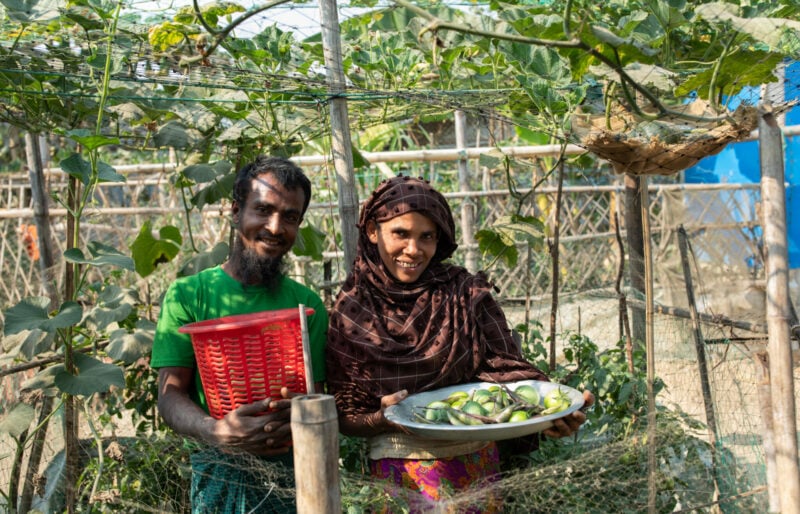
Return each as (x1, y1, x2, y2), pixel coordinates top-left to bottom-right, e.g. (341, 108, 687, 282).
(292, 395, 340, 514)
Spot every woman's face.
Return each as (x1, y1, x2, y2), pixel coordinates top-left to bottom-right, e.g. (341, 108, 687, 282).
(367, 211, 439, 283)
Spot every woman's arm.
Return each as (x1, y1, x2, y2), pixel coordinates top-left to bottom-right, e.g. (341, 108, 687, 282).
(336, 390, 410, 437)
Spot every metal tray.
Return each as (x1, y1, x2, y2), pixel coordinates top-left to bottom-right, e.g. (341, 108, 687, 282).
(384, 380, 584, 441)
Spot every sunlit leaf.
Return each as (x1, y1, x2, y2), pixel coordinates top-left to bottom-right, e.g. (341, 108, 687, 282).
(64, 130, 121, 152)
(476, 229, 519, 267)
(130, 222, 182, 278)
(1, 328, 53, 360)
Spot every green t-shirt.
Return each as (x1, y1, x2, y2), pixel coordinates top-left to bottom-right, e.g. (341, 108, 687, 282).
(150, 265, 327, 414)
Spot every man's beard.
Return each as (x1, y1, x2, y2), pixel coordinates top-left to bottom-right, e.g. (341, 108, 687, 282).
(234, 238, 285, 293)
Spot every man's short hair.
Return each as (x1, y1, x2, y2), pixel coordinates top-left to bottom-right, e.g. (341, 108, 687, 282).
(232, 156, 312, 215)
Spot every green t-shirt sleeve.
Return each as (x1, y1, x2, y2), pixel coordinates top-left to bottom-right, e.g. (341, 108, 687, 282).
(150, 279, 197, 369)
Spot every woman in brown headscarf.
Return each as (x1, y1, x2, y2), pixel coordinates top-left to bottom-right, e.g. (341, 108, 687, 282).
(326, 176, 592, 510)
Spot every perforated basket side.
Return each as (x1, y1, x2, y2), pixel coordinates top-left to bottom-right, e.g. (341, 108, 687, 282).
(189, 315, 308, 419)
(260, 319, 308, 399)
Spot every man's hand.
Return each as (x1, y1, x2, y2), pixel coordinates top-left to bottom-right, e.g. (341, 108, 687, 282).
(542, 390, 595, 439)
(212, 387, 296, 456)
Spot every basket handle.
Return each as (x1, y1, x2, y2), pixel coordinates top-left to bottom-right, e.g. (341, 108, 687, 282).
(299, 304, 315, 394)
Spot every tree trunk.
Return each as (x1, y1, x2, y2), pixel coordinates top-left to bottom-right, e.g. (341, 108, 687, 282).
(624, 173, 646, 348)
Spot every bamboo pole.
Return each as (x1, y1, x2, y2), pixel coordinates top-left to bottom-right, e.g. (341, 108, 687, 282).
(755, 352, 780, 513)
(759, 102, 800, 513)
(455, 110, 477, 273)
(625, 299, 768, 334)
(19, 132, 59, 514)
(317, 0, 359, 270)
(548, 162, 565, 372)
(291, 395, 340, 514)
(625, 173, 646, 348)
(676, 226, 721, 505)
(640, 175, 657, 514)
(24, 133, 58, 307)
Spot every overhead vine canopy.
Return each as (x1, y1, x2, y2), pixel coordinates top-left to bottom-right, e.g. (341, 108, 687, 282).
(0, 0, 798, 173)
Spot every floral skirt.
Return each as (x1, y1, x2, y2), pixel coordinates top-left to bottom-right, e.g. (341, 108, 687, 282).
(369, 442, 501, 513)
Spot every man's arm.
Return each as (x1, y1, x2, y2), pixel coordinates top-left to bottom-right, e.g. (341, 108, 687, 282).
(157, 367, 294, 456)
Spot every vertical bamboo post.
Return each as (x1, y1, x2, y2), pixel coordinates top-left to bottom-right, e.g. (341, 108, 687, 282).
(292, 395, 340, 514)
(298, 305, 315, 395)
(455, 110, 477, 273)
(548, 162, 565, 372)
(755, 352, 780, 513)
(24, 132, 58, 307)
(640, 176, 657, 514)
(676, 226, 721, 504)
(759, 102, 800, 513)
(625, 173, 646, 348)
(676, 226, 718, 439)
(318, 0, 359, 270)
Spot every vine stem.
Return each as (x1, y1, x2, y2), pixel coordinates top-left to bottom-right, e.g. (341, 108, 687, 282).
(393, 0, 732, 124)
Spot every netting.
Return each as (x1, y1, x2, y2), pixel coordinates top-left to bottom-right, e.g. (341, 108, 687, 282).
(0, 152, 785, 512)
(1, 0, 799, 512)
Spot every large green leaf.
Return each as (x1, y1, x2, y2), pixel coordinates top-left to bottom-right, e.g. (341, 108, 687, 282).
(85, 299, 133, 332)
(4, 298, 82, 335)
(178, 242, 230, 277)
(476, 229, 519, 268)
(292, 224, 326, 261)
(64, 130, 122, 152)
(0, 0, 60, 22)
(54, 352, 125, 396)
(106, 319, 155, 365)
(0, 403, 35, 438)
(153, 121, 190, 149)
(494, 214, 546, 246)
(21, 365, 61, 396)
(60, 153, 125, 185)
(191, 172, 236, 210)
(63, 241, 134, 271)
(675, 51, 783, 98)
(130, 222, 182, 278)
(1, 328, 53, 361)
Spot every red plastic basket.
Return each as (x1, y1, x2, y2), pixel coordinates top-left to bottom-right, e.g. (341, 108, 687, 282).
(178, 307, 314, 419)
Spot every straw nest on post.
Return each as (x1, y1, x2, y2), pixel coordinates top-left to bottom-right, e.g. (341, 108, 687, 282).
(571, 99, 759, 176)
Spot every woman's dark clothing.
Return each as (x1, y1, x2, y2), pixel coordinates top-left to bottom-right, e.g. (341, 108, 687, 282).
(326, 175, 548, 417)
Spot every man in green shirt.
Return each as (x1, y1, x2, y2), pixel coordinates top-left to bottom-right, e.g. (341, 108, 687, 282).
(150, 156, 327, 513)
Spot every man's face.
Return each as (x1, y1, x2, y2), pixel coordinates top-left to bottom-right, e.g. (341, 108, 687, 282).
(231, 172, 305, 287)
(233, 172, 305, 259)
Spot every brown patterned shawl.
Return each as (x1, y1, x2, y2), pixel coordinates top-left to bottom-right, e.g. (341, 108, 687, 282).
(326, 176, 548, 416)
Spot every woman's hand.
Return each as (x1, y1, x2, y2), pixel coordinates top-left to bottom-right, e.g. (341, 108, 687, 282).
(338, 389, 411, 437)
(542, 390, 595, 439)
